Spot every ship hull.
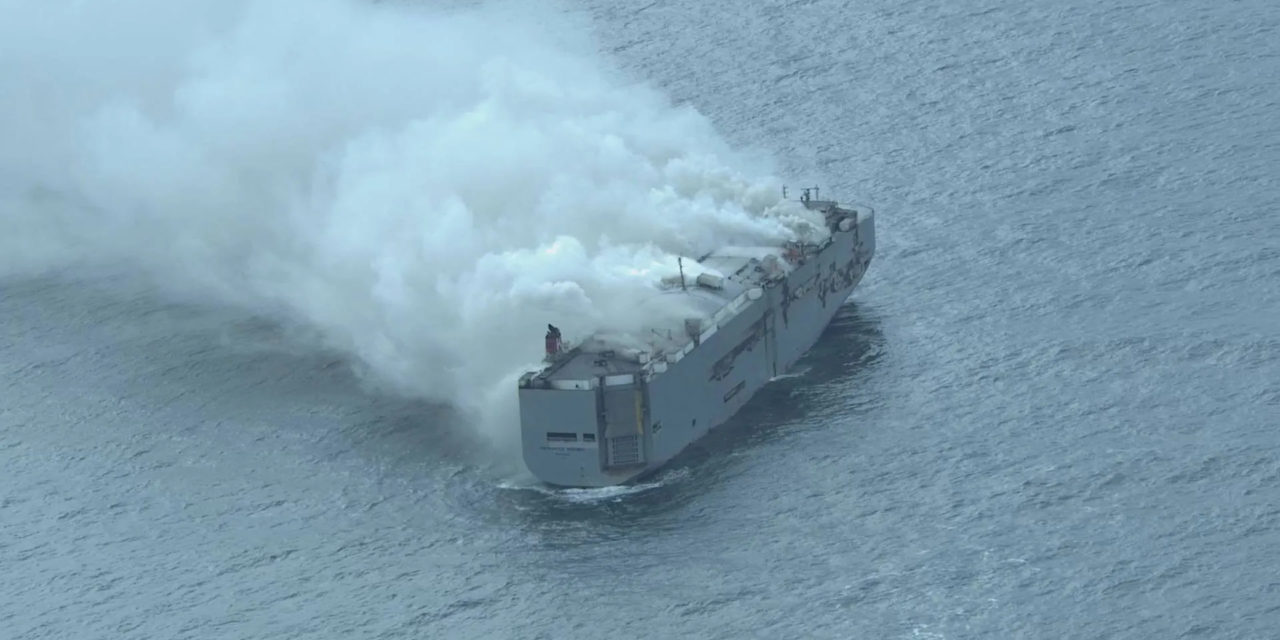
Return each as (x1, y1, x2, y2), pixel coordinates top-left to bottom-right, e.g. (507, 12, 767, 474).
(520, 208, 875, 487)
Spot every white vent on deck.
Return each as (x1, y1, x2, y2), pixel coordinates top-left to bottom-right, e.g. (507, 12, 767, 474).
(695, 273, 724, 289)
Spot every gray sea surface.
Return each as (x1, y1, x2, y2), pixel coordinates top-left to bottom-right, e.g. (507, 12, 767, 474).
(4, 0, 1279, 638)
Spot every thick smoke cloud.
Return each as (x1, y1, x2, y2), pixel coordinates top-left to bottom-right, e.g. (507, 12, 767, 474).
(0, 0, 824, 450)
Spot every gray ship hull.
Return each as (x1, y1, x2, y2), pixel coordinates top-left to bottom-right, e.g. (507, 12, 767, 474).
(518, 199, 875, 487)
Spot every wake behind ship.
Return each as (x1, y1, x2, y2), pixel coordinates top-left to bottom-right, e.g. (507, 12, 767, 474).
(518, 190, 875, 487)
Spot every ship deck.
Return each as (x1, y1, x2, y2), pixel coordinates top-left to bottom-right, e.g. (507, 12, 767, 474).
(525, 199, 856, 388)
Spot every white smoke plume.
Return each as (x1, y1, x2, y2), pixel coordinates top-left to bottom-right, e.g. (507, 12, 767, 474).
(0, 0, 825, 451)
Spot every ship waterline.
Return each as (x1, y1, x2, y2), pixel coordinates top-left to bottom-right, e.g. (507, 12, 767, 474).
(519, 194, 876, 487)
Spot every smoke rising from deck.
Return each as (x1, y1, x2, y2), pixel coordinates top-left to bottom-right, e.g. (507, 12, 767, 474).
(0, 0, 825, 452)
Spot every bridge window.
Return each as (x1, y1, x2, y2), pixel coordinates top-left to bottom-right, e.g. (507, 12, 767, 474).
(582, 433, 596, 443)
(546, 432, 577, 443)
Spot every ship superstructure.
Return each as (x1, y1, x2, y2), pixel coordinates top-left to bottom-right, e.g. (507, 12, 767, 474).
(518, 190, 875, 487)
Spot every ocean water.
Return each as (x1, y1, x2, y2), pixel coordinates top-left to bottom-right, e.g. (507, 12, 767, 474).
(4, 0, 1279, 638)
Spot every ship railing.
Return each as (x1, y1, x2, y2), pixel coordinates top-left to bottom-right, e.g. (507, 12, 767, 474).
(637, 285, 764, 380)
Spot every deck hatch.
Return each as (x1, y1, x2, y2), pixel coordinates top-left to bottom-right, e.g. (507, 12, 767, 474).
(601, 384, 647, 468)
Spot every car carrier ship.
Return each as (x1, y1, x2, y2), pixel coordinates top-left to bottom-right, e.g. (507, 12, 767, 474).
(518, 189, 875, 487)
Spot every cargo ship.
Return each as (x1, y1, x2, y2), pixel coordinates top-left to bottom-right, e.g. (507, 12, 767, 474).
(518, 189, 875, 487)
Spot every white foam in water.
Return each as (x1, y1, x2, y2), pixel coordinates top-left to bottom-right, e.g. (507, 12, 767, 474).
(498, 467, 687, 502)
(554, 482, 664, 503)
(770, 366, 811, 382)
(496, 478, 660, 503)
(0, 0, 826, 456)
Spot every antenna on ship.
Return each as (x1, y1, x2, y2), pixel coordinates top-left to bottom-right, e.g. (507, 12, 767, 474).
(677, 257, 687, 291)
(782, 185, 788, 199)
